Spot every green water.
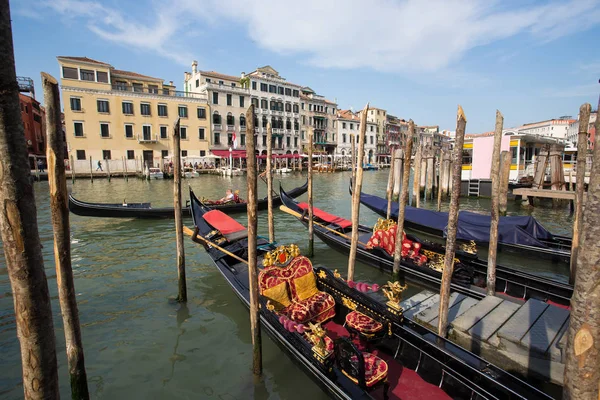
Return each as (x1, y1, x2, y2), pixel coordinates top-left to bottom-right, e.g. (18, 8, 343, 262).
(0, 171, 573, 399)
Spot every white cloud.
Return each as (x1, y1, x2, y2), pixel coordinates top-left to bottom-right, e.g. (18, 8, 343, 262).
(15, 0, 600, 73)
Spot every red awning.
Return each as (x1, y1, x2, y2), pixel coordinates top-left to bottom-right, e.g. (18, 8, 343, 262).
(211, 150, 248, 158)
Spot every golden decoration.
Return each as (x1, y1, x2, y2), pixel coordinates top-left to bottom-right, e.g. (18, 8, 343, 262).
(306, 322, 331, 360)
(262, 244, 301, 267)
(265, 301, 275, 311)
(459, 240, 477, 255)
(373, 218, 397, 233)
(421, 249, 459, 273)
(318, 270, 327, 280)
(333, 269, 342, 279)
(341, 297, 358, 311)
(382, 281, 407, 311)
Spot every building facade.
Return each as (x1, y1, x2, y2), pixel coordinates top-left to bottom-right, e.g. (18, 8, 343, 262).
(335, 110, 377, 162)
(58, 56, 210, 168)
(185, 64, 303, 156)
(19, 93, 46, 161)
(517, 117, 575, 140)
(566, 110, 597, 150)
(300, 88, 337, 154)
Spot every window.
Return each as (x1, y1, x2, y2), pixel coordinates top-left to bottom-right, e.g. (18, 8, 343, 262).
(301, 103, 305, 110)
(302, 131, 305, 140)
(76, 150, 86, 160)
(227, 94, 232, 106)
(162, 150, 169, 158)
(62, 67, 78, 79)
(125, 124, 134, 138)
(181, 150, 188, 157)
(278, 87, 284, 95)
(97, 100, 110, 113)
(199, 128, 205, 140)
(350, 124, 354, 130)
(293, 104, 299, 113)
(309, 104, 312, 111)
(462, 149, 473, 165)
(74, 122, 84, 137)
(205, 78, 211, 83)
(213, 113, 221, 124)
(197, 107, 206, 119)
(160, 126, 168, 139)
(262, 135, 267, 146)
(285, 88, 292, 96)
(200, 150, 206, 157)
(241, 134, 246, 146)
(370, 126, 374, 132)
(214, 132, 220, 145)
(142, 125, 152, 140)
(70, 97, 81, 111)
(240, 115, 246, 127)
(180, 127, 187, 139)
(285, 103, 291, 112)
(219, 81, 223, 85)
(102, 150, 111, 160)
(251, 98, 259, 107)
(227, 114, 234, 126)
(294, 137, 298, 147)
(195, 79, 199, 88)
(100, 123, 110, 138)
(294, 120, 299, 130)
(286, 137, 291, 147)
(213, 92, 218, 104)
(127, 150, 135, 160)
(132, 83, 143, 92)
(370, 136, 373, 145)
(239, 96, 245, 108)
(178, 105, 188, 118)
(158, 104, 168, 117)
(261, 99, 268, 109)
(80, 69, 95, 81)
(260, 83, 268, 92)
(227, 133, 233, 146)
(95, 71, 108, 83)
(342, 122, 346, 129)
(252, 81, 257, 90)
(292, 89, 299, 97)
(122, 102, 133, 115)
(140, 103, 151, 116)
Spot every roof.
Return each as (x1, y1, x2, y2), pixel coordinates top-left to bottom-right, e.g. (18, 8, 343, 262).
(112, 69, 162, 81)
(337, 110, 359, 121)
(200, 70, 239, 82)
(465, 131, 494, 138)
(57, 56, 111, 66)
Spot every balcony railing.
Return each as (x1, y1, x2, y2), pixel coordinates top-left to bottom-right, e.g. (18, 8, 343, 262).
(138, 134, 159, 143)
(111, 84, 205, 99)
(240, 126, 247, 132)
(227, 125, 235, 132)
(213, 123, 222, 131)
(201, 82, 250, 94)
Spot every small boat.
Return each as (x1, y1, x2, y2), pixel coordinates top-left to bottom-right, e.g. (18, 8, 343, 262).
(188, 187, 553, 400)
(354, 185, 572, 264)
(145, 167, 164, 180)
(68, 180, 308, 219)
(275, 167, 292, 174)
(280, 187, 573, 306)
(220, 167, 244, 176)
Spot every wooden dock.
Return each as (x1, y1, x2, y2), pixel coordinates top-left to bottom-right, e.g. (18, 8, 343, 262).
(400, 290, 569, 385)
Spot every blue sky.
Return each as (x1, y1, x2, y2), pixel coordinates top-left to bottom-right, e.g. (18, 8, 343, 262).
(10, 0, 600, 132)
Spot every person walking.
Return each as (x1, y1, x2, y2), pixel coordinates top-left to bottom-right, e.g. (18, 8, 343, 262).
(37, 159, 44, 172)
(96, 160, 103, 171)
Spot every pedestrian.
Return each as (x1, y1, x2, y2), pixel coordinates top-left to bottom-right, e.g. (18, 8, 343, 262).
(37, 159, 44, 172)
(96, 160, 103, 171)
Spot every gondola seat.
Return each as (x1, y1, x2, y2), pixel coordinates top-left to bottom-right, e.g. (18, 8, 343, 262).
(345, 311, 384, 341)
(202, 210, 248, 241)
(259, 256, 336, 324)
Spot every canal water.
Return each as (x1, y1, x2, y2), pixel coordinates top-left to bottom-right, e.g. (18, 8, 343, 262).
(0, 171, 573, 399)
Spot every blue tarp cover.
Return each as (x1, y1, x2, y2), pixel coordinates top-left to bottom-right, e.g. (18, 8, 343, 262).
(359, 192, 554, 248)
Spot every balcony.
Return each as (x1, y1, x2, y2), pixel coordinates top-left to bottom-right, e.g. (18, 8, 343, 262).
(201, 82, 250, 95)
(213, 123, 222, 131)
(138, 134, 159, 143)
(227, 125, 235, 132)
(240, 126, 247, 132)
(111, 84, 205, 99)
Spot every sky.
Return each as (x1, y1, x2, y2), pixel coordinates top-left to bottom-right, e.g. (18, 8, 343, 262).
(9, 0, 600, 133)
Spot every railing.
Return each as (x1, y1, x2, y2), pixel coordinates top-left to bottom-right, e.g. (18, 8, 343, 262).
(111, 84, 206, 99)
(227, 125, 235, 132)
(201, 82, 250, 94)
(138, 134, 159, 143)
(240, 126, 246, 132)
(213, 123, 222, 131)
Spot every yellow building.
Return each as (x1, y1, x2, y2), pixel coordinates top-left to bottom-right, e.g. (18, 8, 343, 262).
(58, 56, 210, 169)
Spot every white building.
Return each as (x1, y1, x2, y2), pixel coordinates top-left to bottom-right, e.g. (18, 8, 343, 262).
(300, 87, 338, 154)
(517, 117, 575, 140)
(566, 111, 597, 149)
(335, 109, 377, 163)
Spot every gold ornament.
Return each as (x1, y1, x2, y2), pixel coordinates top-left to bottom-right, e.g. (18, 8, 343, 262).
(373, 218, 397, 233)
(262, 244, 301, 267)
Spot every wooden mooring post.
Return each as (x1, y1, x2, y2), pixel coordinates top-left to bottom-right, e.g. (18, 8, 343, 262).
(70, 154, 75, 184)
(172, 118, 186, 302)
(42, 72, 90, 400)
(266, 122, 275, 243)
(245, 104, 263, 376)
(562, 99, 600, 400)
(392, 147, 402, 199)
(487, 110, 504, 295)
(392, 121, 414, 281)
(0, 4, 60, 397)
(347, 104, 369, 282)
(351, 133, 356, 184)
(437, 106, 467, 338)
(307, 128, 315, 257)
(124, 156, 129, 181)
(426, 148, 434, 200)
(437, 148, 444, 212)
(570, 103, 591, 285)
(89, 156, 93, 182)
(386, 147, 396, 218)
(105, 158, 111, 182)
(412, 137, 422, 207)
(499, 151, 511, 216)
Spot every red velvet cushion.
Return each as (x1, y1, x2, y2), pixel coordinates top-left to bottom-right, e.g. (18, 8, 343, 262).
(345, 353, 388, 387)
(283, 291, 336, 324)
(345, 311, 383, 334)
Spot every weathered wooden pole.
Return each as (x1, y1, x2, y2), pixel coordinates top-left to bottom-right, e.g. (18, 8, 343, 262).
(392, 147, 402, 199)
(426, 149, 434, 200)
(307, 128, 315, 256)
(172, 118, 186, 302)
(42, 72, 90, 400)
(123, 156, 128, 181)
(351, 133, 356, 184)
(499, 151, 511, 216)
(437, 106, 467, 338)
(0, 4, 60, 397)
(245, 104, 262, 375)
(105, 158, 111, 182)
(486, 110, 504, 296)
(386, 148, 396, 218)
(437, 148, 444, 212)
(441, 149, 451, 198)
(89, 156, 93, 182)
(266, 122, 275, 243)
(70, 154, 75, 184)
(412, 138, 422, 207)
(392, 121, 415, 281)
(569, 103, 591, 284)
(347, 104, 369, 282)
(563, 101, 600, 400)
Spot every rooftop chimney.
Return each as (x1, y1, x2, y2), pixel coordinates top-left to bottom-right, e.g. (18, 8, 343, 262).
(169, 81, 174, 86)
(191, 60, 198, 74)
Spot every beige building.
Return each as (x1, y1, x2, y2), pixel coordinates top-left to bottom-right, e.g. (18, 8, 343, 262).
(58, 56, 210, 169)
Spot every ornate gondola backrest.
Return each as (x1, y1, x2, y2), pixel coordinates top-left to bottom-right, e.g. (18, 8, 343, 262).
(335, 337, 366, 388)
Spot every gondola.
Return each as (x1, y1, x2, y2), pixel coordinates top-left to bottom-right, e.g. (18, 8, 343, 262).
(67, 180, 308, 218)
(353, 185, 572, 264)
(280, 187, 573, 307)
(188, 187, 552, 400)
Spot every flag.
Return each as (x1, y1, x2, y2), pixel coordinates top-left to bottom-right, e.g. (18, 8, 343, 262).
(232, 131, 238, 149)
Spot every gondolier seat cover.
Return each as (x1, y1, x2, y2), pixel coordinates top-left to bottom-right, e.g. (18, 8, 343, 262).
(297, 203, 352, 229)
(258, 256, 336, 324)
(203, 210, 248, 241)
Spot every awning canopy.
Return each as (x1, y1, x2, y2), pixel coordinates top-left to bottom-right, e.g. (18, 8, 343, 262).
(211, 149, 247, 158)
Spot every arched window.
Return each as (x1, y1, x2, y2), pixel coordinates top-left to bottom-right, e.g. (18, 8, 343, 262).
(240, 115, 246, 127)
(213, 112, 221, 124)
(226, 113, 234, 126)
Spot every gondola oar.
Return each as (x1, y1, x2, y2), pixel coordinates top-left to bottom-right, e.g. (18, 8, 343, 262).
(279, 205, 368, 247)
(183, 226, 249, 265)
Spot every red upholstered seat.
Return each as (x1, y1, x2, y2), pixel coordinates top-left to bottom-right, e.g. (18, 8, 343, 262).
(345, 311, 383, 334)
(284, 291, 336, 324)
(344, 353, 388, 387)
(297, 203, 352, 229)
(203, 210, 246, 235)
